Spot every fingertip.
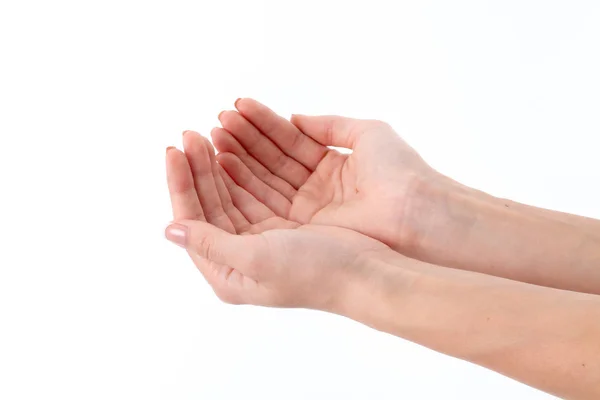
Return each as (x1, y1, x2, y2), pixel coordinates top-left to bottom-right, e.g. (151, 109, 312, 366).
(234, 98, 242, 109)
(215, 151, 237, 168)
(165, 146, 183, 164)
(165, 222, 189, 248)
(289, 113, 306, 128)
(181, 129, 193, 147)
(218, 110, 238, 126)
(234, 98, 263, 112)
(210, 127, 223, 142)
(183, 129, 201, 136)
(165, 146, 185, 162)
(234, 98, 251, 113)
(234, 98, 264, 118)
(211, 131, 222, 151)
(182, 130, 205, 150)
(237, 98, 280, 121)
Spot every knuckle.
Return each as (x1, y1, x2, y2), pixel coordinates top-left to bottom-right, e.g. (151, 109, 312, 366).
(204, 207, 226, 222)
(255, 164, 272, 182)
(288, 130, 304, 148)
(324, 119, 336, 144)
(196, 234, 215, 259)
(273, 151, 289, 170)
(262, 118, 278, 136)
(246, 133, 262, 152)
(220, 196, 235, 213)
(241, 155, 266, 179)
(192, 210, 205, 221)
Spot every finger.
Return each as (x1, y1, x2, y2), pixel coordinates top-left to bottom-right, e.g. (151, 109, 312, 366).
(165, 146, 212, 290)
(183, 131, 235, 232)
(234, 98, 329, 171)
(218, 165, 276, 224)
(168, 141, 250, 304)
(165, 220, 264, 278)
(217, 152, 292, 218)
(165, 146, 214, 287)
(204, 138, 251, 233)
(218, 110, 311, 189)
(211, 127, 297, 201)
(165, 146, 205, 221)
(290, 114, 375, 149)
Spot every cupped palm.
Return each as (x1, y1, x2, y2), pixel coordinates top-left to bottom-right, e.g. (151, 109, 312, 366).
(212, 98, 439, 252)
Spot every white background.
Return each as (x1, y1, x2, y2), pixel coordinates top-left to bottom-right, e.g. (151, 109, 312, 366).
(1, 0, 599, 399)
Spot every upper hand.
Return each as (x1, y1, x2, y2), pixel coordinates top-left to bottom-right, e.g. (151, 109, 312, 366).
(212, 98, 446, 253)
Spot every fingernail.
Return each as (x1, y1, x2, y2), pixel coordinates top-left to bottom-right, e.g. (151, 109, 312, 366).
(218, 110, 225, 120)
(166, 146, 176, 154)
(182, 130, 191, 136)
(234, 98, 242, 108)
(165, 223, 188, 248)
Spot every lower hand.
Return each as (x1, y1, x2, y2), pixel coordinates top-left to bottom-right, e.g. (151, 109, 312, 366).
(165, 131, 392, 310)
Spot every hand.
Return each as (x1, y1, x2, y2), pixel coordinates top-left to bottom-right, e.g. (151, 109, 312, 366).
(165, 131, 392, 309)
(210, 99, 600, 295)
(211, 98, 449, 254)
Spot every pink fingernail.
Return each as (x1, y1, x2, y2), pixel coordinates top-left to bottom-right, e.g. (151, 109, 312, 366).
(165, 223, 188, 248)
(234, 98, 242, 108)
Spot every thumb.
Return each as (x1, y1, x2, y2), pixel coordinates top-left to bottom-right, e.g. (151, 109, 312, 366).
(290, 114, 373, 149)
(165, 220, 258, 272)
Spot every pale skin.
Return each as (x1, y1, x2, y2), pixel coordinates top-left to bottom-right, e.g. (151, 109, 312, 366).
(165, 99, 600, 399)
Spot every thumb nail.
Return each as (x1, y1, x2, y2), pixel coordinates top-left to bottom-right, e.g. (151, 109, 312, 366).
(165, 223, 188, 248)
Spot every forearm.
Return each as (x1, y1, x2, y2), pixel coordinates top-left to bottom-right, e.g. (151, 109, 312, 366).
(407, 179, 600, 294)
(340, 255, 600, 400)
(449, 177, 600, 238)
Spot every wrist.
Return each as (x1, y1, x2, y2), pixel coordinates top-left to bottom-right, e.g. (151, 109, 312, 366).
(400, 175, 490, 261)
(406, 172, 600, 292)
(330, 250, 419, 329)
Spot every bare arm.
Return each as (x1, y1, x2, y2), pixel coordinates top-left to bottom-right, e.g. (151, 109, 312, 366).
(167, 134, 600, 399)
(339, 253, 600, 400)
(448, 176, 600, 239)
(211, 99, 600, 294)
(405, 178, 600, 295)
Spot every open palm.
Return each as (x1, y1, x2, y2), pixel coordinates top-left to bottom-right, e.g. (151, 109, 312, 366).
(212, 98, 438, 252)
(165, 131, 390, 308)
